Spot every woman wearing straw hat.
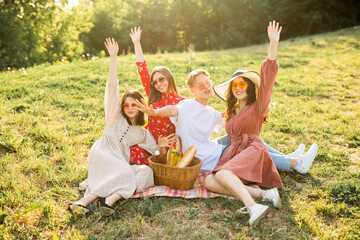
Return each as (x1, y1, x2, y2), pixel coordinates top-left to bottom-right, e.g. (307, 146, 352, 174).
(128, 26, 313, 173)
(204, 21, 309, 226)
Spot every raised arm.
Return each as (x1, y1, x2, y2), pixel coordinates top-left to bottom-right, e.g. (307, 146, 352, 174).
(267, 21, 282, 60)
(130, 27, 151, 96)
(104, 38, 121, 126)
(105, 38, 119, 84)
(130, 27, 145, 62)
(136, 98, 179, 117)
(255, 22, 281, 116)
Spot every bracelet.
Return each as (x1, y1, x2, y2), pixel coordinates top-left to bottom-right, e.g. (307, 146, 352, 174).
(154, 150, 160, 156)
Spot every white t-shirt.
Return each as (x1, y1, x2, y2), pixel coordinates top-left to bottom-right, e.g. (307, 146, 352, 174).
(170, 99, 225, 171)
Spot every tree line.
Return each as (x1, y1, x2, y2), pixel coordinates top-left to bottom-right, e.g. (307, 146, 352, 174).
(1, 0, 360, 70)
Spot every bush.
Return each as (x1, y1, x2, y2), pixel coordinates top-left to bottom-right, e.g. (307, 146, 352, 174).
(328, 178, 360, 206)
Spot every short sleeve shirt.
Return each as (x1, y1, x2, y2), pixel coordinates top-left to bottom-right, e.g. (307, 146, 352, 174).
(170, 99, 225, 171)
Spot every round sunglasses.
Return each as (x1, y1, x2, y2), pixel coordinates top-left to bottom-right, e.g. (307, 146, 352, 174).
(122, 103, 137, 110)
(151, 76, 166, 87)
(197, 80, 213, 90)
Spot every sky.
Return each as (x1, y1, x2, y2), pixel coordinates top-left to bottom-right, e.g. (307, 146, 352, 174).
(68, 0, 79, 9)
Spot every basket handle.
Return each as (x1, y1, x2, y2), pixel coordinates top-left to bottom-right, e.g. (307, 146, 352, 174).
(166, 134, 182, 165)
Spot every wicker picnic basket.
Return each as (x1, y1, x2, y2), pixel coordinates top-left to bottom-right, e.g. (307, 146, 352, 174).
(148, 135, 202, 190)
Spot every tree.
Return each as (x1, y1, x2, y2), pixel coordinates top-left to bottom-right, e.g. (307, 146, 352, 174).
(0, 0, 92, 70)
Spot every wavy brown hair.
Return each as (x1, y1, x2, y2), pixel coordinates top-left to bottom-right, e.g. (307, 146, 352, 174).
(149, 66, 178, 104)
(224, 77, 269, 123)
(120, 90, 145, 126)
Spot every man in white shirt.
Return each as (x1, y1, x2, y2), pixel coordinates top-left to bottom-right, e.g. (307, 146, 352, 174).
(136, 68, 316, 174)
(136, 69, 227, 171)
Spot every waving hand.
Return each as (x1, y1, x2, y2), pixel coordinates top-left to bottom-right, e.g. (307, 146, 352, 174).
(267, 21, 282, 43)
(104, 38, 119, 57)
(130, 27, 142, 44)
(267, 21, 282, 60)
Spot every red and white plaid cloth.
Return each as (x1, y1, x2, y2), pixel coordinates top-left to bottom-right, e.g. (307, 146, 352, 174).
(132, 171, 235, 199)
(79, 171, 259, 199)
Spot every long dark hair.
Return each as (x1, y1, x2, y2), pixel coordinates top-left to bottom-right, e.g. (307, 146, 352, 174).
(224, 77, 269, 123)
(149, 66, 178, 104)
(120, 90, 145, 126)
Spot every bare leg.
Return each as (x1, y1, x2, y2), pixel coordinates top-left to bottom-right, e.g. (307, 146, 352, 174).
(204, 173, 232, 195)
(213, 170, 269, 207)
(205, 172, 267, 199)
(244, 186, 267, 198)
(74, 193, 98, 207)
(105, 193, 122, 207)
(215, 170, 256, 207)
(290, 158, 297, 169)
(205, 170, 273, 225)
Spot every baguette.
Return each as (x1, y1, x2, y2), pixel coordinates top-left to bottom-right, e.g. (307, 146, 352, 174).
(176, 146, 197, 168)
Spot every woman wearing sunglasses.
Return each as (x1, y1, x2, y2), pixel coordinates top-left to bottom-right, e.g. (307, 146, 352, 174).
(68, 38, 173, 215)
(129, 27, 185, 166)
(205, 21, 317, 225)
(129, 27, 314, 174)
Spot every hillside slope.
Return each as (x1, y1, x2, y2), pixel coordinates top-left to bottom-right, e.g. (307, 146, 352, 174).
(0, 27, 359, 239)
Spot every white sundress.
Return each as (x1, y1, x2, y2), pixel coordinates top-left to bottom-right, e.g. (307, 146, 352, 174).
(84, 78, 159, 199)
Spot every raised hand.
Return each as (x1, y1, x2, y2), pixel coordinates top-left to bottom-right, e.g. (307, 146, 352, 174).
(135, 98, 156, 116)
(130, 27, 142, 44)
(267, 21, 282, 43)
(267, 21, 282, 60)
(158, 134, 175, 148)
(104, 38, 119, 57)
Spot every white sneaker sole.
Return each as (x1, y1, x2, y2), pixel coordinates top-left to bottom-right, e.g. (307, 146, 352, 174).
(249, 206, 269, 226)
(273, 189, 282, 208)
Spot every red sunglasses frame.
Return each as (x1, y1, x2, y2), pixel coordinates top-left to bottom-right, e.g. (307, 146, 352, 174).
(122, 103, 137, 110)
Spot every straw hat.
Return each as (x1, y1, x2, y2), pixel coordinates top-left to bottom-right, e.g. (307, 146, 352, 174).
(213, 70, 260, 101)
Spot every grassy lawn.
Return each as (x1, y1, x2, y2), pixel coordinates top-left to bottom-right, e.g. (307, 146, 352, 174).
(0, 27, 359, 239)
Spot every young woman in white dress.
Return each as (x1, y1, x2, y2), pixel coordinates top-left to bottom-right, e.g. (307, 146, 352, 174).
(68, 38, 173, 215)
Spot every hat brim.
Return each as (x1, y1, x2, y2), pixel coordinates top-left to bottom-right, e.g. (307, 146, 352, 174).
(213, 71, 260, 101)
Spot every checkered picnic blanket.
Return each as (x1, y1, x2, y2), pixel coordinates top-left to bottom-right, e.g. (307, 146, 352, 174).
(79, 171, 258, 199)
(131, 171, 235, 199)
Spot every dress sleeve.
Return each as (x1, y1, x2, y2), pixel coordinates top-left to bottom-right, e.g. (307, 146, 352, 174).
(255, 58, 278, 117)
(136, 61, 151, 97)
(104, 79, 121, 127)
(137, 129, 159, 155)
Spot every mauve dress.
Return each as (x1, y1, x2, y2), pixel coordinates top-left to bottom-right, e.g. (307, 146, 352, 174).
(213, 59, 283, 188)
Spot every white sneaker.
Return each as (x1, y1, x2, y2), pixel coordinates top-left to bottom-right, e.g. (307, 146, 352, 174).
(236, 204, 269, 226)
(285, 144, 305, 158)
(262, 188, 281, 208)
(294, 143, 318, 174)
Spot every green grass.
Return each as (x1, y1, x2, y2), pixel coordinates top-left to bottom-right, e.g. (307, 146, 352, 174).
(1, 26, 359, 239)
